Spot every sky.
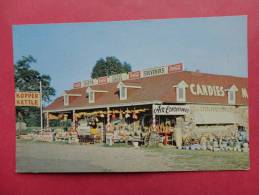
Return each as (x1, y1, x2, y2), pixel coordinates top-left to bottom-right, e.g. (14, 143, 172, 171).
(13, 15, 247, 99)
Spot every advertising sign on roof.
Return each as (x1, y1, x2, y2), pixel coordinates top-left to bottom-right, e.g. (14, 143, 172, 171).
(168, 63, 183, 73)
(81, 79, 97, 87)
(98, 76, 108, 85)
(73, 82, 81, 88)
(128, 71, 141, 80)
(109, 73, 128, 83)
(142, 66, 168, 77)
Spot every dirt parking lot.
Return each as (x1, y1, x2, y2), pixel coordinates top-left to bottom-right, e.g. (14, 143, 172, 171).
(16, 140, 249, 172)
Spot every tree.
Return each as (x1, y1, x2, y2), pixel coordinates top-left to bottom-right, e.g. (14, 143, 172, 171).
(91, 56, 132, 78)
(15, 55, 56, 103)
(15, 55, 56, 126)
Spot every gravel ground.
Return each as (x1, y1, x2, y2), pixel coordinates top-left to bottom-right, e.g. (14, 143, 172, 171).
(16, 140, 249, 173)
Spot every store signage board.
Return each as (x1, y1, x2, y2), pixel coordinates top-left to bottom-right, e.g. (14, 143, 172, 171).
(81, 79, 98, 87)
(189, 83, 248, 99)
(153, 104, 190, 115)
(74, 63, 184, 87)
(142, 66, 168, 77)
(73, 82, 81, 88)
(128, 71, 141, 79)
(189, 83, 225, 97)
(190, 105, 239, 124)
(15, 91, 41, 107)
(168, 63, 183, 73)
(98, 76, 108, 85)
(109, 73, 128, 83)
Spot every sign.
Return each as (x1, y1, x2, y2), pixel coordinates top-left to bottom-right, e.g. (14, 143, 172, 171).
(15, 91, 41, 107)
(73, 82, 81, 88)
(190, 105, 237, 124)
(128, 71, 141, 80)
(98, 76, 108, 85)
(153, 105, 190, 115)
(109, 73, 128, 83)
(143, 66, 168, 77)
(189, 83, 225, 97)
(72, 63, 184, 87)
(168, 63, 183, 73)
(81, 79, 97, 87)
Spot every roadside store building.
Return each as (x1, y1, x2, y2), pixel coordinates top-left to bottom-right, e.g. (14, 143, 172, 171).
(44, 64, 248, 145)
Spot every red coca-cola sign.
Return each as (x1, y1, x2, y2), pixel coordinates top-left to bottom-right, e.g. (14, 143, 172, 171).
(73, 82, 81, 88)
(128, 71, 141, 79)
(168, 63, 183, 73)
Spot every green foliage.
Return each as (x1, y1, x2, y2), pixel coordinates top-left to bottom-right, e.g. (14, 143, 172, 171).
(15, 55, 55, 103)
(15, 55, 56, 126)
(91, 56, 132, 79)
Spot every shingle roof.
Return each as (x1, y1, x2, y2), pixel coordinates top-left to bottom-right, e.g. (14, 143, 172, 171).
(44, 71, 248, 111)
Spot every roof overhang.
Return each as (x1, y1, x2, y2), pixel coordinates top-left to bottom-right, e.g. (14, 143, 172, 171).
(44, 100, 163, 113)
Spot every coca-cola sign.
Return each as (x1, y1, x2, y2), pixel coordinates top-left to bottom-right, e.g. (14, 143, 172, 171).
(128, 71, 141, 79)
(168, 63, 183, 73)
(73, 82, 81, 88)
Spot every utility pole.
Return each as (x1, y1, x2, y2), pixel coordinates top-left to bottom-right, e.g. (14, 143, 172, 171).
(40, 81, 43, 131)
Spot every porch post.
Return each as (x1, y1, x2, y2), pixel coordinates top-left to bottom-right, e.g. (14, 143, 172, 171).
(46, 111, 49, 128)
(106, 107, 113, 145)
(72, 110, 76, 129)
(107, 107, 110, 128)
(152, 104, 156, 131)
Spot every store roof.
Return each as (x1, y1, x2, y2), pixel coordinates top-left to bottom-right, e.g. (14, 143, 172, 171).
(44, 71, 248, 112)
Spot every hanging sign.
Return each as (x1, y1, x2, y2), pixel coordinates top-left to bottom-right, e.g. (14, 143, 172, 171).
(153, 104, 190, 115)
(15, 91, 41, 107)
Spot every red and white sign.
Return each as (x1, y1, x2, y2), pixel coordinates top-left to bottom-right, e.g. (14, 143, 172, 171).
(73, 82, 81, 88)
(168, 63, 183, 73)
(153, 104, 190, 115)
(128, 71, 141, 80)
(98, 76, 108, 85)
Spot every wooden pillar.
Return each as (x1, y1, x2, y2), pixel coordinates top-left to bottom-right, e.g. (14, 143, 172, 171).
(72, 110, 76, 129)
(46, 112, 49, 128)
(152, 104, 156, 131)
(107, 107, 110, 127)
(106, 107, 113, 145)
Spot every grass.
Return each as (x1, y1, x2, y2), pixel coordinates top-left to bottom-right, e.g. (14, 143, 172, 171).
(144, 146, 250, 171)
(16, 139, 249, 171)
(102, 143, 131, 148)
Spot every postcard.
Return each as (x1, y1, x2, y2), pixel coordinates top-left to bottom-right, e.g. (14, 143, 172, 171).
(13, 15, 249, 172)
